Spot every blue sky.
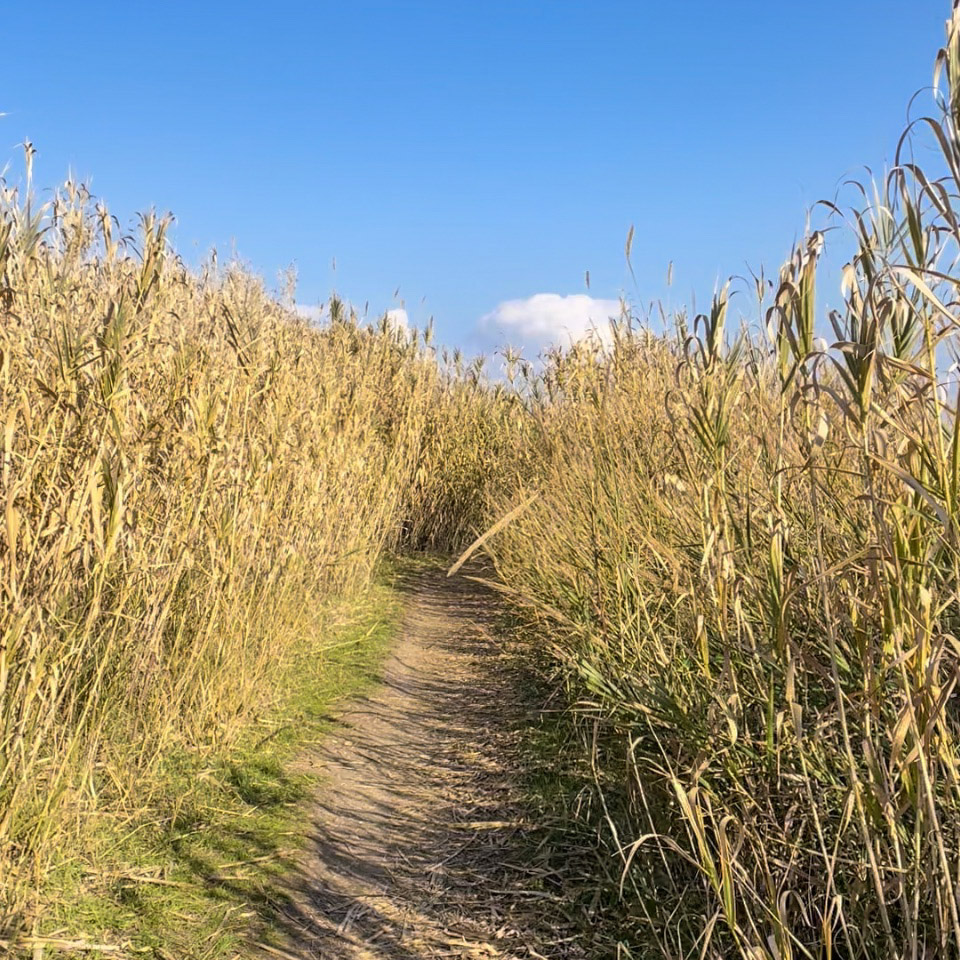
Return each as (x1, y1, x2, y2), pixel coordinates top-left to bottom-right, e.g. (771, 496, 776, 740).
(1, 1, 948, 351)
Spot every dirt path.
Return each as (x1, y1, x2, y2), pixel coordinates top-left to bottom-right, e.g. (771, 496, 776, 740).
(269, 568, 583, 960)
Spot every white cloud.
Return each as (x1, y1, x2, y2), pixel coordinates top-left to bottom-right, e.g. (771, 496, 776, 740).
(295, 302, 324, 322)
(479, 293, 623, 347)
(384, 307, 409, 333)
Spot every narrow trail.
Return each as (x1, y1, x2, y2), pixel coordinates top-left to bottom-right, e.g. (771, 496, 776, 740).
(269, 568, 584, 960)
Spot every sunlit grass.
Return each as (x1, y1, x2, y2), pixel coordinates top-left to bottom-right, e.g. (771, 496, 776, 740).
(473, 9, 960, 957)
(0, 157, 516, 940)
(36, 573, 404, 958)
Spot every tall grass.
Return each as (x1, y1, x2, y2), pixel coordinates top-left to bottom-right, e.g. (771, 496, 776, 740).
(0, 163, 493, 931)
(477, 7, 960, 956)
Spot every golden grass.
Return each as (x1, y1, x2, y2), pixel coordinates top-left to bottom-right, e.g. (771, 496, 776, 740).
(470, 8, 960, 956)
(0, 161, 503, 933)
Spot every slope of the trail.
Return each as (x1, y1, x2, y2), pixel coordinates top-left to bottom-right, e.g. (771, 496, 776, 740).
(265, 568, 586, 960)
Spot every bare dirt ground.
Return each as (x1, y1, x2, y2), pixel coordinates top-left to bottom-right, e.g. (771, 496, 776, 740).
(267, 567, 586, 960)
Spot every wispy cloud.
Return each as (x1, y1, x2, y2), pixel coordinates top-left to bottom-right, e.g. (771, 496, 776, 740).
(294, 302, 324, 322)
(479, 293, 623, 348)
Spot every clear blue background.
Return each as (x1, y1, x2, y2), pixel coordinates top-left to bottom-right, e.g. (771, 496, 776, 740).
(1, 1, 947, 347)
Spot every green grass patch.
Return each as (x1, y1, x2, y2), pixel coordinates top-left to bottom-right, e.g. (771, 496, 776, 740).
(30, 563, 410, 959)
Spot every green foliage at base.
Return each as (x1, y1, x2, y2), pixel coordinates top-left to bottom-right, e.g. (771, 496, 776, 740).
(29, 570, 406, 959)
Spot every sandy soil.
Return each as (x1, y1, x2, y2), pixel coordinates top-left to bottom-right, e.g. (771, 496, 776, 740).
(264, 567, 584, 960)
